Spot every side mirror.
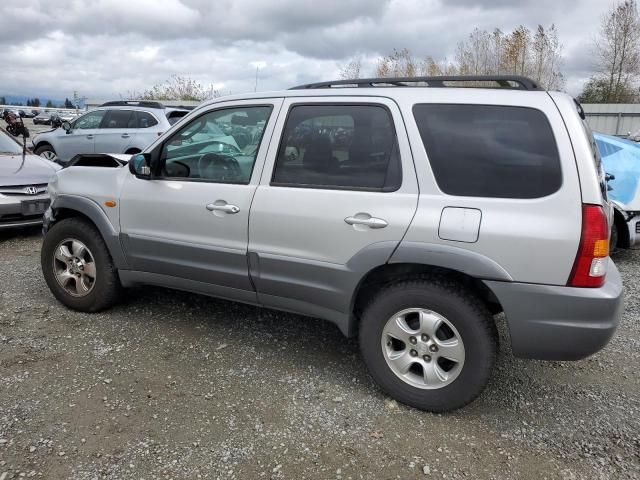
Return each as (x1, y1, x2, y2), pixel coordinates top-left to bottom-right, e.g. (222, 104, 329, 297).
(129, 153, 152, 178)
(62, 121, 72, 133)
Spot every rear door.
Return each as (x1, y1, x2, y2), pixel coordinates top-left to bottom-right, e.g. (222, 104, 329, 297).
(94, 109, 137, 154)
(248, 97, 419, 317)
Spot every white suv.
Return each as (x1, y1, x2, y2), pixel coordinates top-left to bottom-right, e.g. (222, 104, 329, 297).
(32, 101, 190, 164)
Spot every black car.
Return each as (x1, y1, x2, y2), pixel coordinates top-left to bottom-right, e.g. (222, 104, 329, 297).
(33, 112, 53, 125)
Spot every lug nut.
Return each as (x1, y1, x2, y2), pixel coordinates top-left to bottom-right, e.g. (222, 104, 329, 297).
(429, 344, 438, 353)
(409, 336, 417, 344)
(410, 349, 418, 357)
(423, 354, 431, 362)
(421, 334, 429, 342)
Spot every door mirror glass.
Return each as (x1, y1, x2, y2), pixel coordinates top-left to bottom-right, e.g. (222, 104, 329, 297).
(129, 153, 152, 178)
(62, 121, 72, 133)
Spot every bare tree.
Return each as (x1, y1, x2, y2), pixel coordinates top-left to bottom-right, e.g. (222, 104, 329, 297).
(593, 0, 640, 102)
(339, 58, 363, 79)
(376, 48, 418, 77)
(130, 75, 220, 101)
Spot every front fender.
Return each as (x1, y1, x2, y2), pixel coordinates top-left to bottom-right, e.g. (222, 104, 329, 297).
(46, 194, 128, 269)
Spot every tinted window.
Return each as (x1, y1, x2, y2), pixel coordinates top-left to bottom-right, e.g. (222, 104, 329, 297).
(413, 104, 562, 198)
(272, 104, 401, 190)
(74, 110, 106, 129)
(103, 110, 136, 129)
(159, 106, 272, 183)
(137, 111, 158, 128)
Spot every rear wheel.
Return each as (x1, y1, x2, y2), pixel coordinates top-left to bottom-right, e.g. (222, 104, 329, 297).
(359, 279, 497, 412)
(35, 144, 58, 162)
(41, 218, 122, 311)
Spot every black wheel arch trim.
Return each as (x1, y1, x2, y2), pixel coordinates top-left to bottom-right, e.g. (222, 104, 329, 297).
(47, 194, 128, 269)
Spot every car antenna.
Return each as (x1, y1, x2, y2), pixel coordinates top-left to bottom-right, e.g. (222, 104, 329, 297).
(1, 110, 30, 173)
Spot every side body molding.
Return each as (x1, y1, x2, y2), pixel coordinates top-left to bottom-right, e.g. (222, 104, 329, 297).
(251, 241, 400, 337)
(389, 241, 513, 281)
(48, 194, 128, 269)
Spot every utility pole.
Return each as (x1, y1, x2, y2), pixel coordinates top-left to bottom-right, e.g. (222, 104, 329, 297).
(254, 65, 260, 92)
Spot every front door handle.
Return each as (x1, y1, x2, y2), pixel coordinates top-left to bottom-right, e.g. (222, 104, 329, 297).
(121, 133, 130, 138)
(344, 214, 388, 229)
(206, 202, 240, 214)
(86, 135, 93, 139)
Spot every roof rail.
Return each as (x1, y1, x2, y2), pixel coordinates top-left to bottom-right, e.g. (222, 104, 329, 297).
(99, 100, 165, 109)
(290, 75, 543, 91)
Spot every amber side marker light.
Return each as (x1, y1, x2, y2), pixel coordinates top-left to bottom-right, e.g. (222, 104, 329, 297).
(104, 200, 117, 208)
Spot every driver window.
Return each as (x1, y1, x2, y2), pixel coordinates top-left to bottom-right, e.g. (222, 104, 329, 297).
(160, 105, 273, 184)
(74, 110, 106, 130)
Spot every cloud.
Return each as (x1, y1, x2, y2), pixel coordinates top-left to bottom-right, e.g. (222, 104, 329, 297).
(0, 0, 614, 99)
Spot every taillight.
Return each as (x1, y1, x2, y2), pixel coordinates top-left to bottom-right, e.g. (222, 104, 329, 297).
(568, 204, 609, 287)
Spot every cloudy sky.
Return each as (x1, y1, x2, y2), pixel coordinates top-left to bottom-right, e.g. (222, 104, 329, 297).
(0, 0, 613, 101)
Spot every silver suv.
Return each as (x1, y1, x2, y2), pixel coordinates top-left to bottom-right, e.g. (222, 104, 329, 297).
(31, 101, 189, 164)
(40, 76, 623, 411)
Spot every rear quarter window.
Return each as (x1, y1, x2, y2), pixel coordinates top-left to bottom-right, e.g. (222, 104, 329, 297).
(413, 104, 562, 199)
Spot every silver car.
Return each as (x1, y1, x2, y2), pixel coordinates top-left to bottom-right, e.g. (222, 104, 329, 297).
(39, 75, 623, 412)
(31, 101, 189, 164)
(0, 129, 60, 229)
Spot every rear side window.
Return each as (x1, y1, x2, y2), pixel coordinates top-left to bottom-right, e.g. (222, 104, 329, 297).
(413, 104, 562, 198)
(272, 104, 401, 191)
(136, 111, 159, 128)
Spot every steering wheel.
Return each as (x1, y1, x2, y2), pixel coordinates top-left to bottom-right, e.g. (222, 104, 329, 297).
(198, 153, 242, 182)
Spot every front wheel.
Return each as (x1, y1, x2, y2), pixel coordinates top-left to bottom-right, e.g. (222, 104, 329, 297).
(41, 218, 122, 311)
(359, 279, 498, 412)
(35, 144, 58, 162)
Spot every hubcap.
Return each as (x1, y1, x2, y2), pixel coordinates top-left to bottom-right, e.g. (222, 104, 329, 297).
(40, 150, 57, 161)
(381, 308, 465, 389)
(52, 239, 96, 297)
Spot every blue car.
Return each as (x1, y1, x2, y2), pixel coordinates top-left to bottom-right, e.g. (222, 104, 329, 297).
(594, 132, 640, 250)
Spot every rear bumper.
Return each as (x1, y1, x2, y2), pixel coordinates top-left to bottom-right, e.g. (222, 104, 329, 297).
(484, 262, 624, 360)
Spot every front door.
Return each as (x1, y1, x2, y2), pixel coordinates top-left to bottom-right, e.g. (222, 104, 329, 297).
(248, 98, 419, 318)
(118, 99, 282, 303)
(57, 110, 105, 161)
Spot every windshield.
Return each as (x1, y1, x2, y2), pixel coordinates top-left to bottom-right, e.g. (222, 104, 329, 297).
(0, 131, 23, 154)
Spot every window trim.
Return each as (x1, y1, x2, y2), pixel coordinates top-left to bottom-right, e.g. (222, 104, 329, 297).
(269, 102, 403, 193)
(151, 104, 274, 185)
(412, 103, 564, 199)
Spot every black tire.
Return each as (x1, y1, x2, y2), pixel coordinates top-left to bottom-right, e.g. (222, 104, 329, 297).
(359, 279, 498, 412)
(41, 217, 122, 312)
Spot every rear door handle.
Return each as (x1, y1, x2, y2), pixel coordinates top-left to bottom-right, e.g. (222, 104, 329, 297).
(344, 214, 388, 229)
(86, 135, 93, 139)
(206, 202, 240, 214)
(121, 134, 130, 138)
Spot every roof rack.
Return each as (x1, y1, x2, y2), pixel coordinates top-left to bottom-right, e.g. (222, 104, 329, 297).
(290, 75, 542, 91)
(99, 100, 165, 109)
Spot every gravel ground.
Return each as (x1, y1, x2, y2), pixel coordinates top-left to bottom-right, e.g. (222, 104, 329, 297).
(1, 229, 639, 480)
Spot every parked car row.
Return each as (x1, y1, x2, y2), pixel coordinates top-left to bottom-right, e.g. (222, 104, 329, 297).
(31, 101, 190, 163)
